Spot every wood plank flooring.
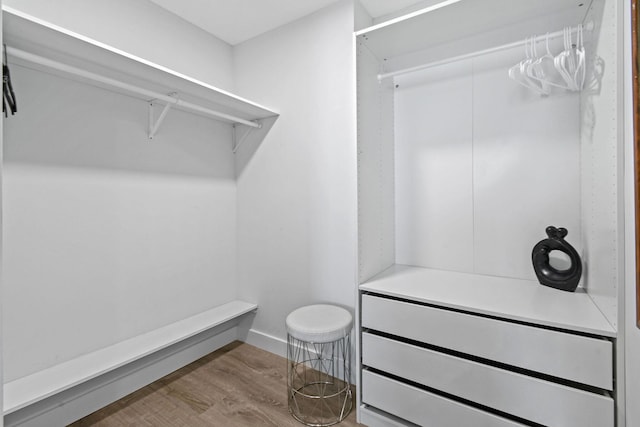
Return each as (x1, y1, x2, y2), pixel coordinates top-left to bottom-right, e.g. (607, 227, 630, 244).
(71, 341, 365, 426)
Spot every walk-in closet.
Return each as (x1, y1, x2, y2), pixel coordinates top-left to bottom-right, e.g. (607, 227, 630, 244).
(1, 0, 639, 426)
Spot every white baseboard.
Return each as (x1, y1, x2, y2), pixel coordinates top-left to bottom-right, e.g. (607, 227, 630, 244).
(238, 327, 288, 359)
(5, 325, 238, 427)
(239, 327, 356, 384)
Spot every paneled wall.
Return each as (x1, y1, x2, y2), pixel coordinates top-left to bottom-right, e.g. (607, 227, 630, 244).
(394, 48, 581, 280)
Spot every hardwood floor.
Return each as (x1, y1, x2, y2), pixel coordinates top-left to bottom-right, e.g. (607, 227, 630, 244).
(71, 341, 365, 426)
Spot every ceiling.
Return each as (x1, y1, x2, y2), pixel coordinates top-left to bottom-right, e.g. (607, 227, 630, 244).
(148, 0, 426, 45)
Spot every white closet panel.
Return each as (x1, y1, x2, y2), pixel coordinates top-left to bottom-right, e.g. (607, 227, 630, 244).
(579, 0, 620, 329)
(357, 42, 396, 282)
(395, 61, 474, 271)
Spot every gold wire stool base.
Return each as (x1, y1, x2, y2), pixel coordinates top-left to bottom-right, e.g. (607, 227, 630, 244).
(287, 335, 352, 426)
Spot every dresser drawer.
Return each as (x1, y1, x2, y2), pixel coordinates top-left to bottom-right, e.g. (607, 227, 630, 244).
(362, 370, 526, 427)
(362, 294, 613, 389)
(362, 333, 614, 427)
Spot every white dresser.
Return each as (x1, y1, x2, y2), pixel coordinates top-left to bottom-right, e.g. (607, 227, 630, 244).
(359, 266, 616, 427)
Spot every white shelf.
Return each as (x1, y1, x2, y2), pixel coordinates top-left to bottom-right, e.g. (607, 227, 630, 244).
(3, 300, 257, 415)
(359, 265, 616, 338)
(356, 0, 592, 65)
(2, 6, 278, 125)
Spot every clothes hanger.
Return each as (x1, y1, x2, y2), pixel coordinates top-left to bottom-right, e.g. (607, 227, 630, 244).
(508, 37, 534, 90)
(511, 25, 586, 94)
(3, 44, 18, 117)
(509, 37, 547, 95)
(554, 27, 577, 91)
(525, 35, 553, 95)
(573, 25, 586, 90)
(528, 32, 573, 91)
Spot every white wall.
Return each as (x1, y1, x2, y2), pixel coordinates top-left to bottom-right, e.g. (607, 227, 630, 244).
(1, 0, 242, 385)
(2, 0, 234, 91)
(233, 0, 357, 354)
(354, 0, 373, 32)
(1, 0, 359, 382)
(3, 66, 238, 381)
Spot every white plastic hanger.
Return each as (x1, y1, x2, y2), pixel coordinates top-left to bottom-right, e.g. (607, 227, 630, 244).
(509, 25, 586, 94)
(525, 35, 552, 95)
(509, 37, 547, 95)
(555, 27, 577, 90)
(573, 25, 586, 90)
(527, 32, 573, 91)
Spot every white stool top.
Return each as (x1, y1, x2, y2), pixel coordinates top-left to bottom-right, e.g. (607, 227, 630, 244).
(286, 304, 353, 343)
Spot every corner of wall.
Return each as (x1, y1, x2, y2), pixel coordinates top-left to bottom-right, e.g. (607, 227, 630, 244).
(354, 0, 373, 32)
(232, 0, 358, 352)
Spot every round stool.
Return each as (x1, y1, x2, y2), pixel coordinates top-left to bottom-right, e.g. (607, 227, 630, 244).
(286, 304, 353, 426)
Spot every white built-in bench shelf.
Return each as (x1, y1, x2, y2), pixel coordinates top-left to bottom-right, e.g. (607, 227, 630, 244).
(3, 300, 257, 416)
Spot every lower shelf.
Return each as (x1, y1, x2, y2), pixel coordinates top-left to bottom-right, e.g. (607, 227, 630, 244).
(3, 300, 257, 415)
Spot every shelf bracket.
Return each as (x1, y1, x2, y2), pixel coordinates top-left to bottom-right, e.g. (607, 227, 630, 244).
(232, 121, 260, 153)
(148, 93, 178, 139)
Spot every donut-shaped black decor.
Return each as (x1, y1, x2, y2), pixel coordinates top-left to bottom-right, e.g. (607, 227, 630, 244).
(531, 226, 582, 292)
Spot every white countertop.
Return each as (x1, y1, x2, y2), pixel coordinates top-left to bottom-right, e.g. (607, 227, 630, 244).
(360, 264, 616, 337)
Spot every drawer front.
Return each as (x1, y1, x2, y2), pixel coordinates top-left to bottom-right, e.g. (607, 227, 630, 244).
(362, 333, 614, 427)
(362, 370, 526, 427)
(362, 294, 613, 390)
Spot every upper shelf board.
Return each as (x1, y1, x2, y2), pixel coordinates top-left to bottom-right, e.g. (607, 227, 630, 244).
(2, 6, 278, 124)
(355, 0, 595, 62)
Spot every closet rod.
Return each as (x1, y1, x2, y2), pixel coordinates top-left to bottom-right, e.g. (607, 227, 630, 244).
(377, 24, 590, 81)
(6, 46, 262, 129)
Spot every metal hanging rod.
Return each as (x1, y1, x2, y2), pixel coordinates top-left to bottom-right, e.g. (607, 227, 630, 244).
(6, 46, 262, 129)
(378, 23, 592, 81)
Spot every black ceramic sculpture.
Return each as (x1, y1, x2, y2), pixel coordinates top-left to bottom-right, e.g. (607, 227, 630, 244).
(531, 226, 582, 292)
